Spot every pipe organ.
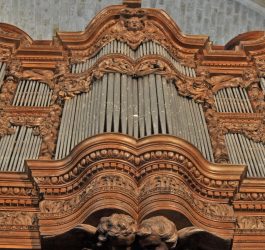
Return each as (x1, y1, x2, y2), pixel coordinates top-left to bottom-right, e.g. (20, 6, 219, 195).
(55, 73, 214, 161)
(0, 1, 265, 249)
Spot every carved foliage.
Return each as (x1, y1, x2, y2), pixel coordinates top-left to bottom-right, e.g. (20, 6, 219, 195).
(248, 82, 265, 113)
(71, 7, 196, 67)
(34, 147, 239, 197)
(0, 211, 38, 230)
(205, 109, 229, 163)
(140, 175, 234, 220)
(237, 216, 265, 230)
(39, 174, 137, 216)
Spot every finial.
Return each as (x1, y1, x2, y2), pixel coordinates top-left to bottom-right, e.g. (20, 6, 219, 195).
(123, 0, 141, 8)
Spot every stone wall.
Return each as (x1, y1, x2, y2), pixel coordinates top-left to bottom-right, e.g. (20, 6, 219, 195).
(0, 0, 264, 44)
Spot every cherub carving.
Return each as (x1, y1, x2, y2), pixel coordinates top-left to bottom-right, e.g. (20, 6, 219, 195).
(137, 216, 231, 250)
(50, 214, 231, 250)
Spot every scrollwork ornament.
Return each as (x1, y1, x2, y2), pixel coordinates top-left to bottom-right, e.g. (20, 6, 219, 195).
(247, 82, 265, 113)
(33, 104, 62, 159)
(205, 109, 229, 163)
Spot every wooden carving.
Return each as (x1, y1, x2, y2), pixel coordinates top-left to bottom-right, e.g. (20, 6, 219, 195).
(205, 110, 265, 162)
(56, 214, 231, 250)
(0, 105, 61, 159)
(237, 216, 265, 230)
(0, 76, 18, 105)
(248, 82, 265, 112)
(0, 211, 37, 230)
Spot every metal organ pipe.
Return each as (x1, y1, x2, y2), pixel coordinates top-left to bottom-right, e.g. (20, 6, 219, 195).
(70, 40, 196, 78)
(0, 62, 6, 89)
(214, 87, 253, 113)
(225, 133, 265, 177)
(0, 126, 41, 172)
(12, 80, 52, 107)
(55, 73, 214, 162)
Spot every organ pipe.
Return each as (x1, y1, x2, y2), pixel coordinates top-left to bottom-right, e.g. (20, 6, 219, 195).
(0, 126, 41, 172)
(70, 40, 196, 78)
(12, 80, 52, 107)
(225, 133, 265, 177)
(214, 87, 253, 113)
(0, 62, 6, 89)
(55, 73, 214, 162)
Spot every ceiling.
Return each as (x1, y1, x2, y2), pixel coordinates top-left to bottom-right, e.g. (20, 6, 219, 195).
(0, 0, 264, 45)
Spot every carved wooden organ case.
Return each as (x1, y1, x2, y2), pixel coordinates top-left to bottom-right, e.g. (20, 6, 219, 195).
(0, 1, 265, 249)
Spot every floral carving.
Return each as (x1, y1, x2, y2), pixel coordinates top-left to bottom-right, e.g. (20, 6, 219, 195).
(39, 174, 137, 216)
(255, 57, 265, 77)
(140, 175, 234, 220)
(205, 109, 229, 163)
(0, 111, 15, 137)
(33, 146, 240, 203)
(33, 104, 62, 159)
(0, 105, 61, 159)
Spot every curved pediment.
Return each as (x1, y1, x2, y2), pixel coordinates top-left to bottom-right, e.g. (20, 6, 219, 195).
(57, 5, 208, 62)
(26, 134, 245, 236)
(225, 31, 265, 50)
(27, 133, 245, 183)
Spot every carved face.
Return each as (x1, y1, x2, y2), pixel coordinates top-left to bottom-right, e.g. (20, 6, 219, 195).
(97, 214, 137, 248)
(124, 17, 144, 31)
(109, 233, 136, 247)
(138, 234, 169, 250)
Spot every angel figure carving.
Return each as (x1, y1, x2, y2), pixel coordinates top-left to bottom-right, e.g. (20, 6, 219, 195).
(58, 214, 231, 250)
